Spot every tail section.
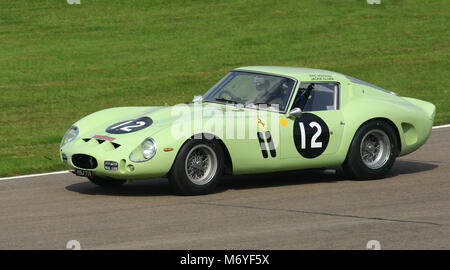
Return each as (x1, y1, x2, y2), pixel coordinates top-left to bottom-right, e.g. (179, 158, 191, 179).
(403, 97, 436, 121)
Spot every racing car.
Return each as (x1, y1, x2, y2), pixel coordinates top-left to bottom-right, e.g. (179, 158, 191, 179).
(60, 66, 435, 195)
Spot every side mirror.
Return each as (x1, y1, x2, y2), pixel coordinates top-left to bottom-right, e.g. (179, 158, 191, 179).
(192, 96, 203, 103)
(289, 107, 303, 118)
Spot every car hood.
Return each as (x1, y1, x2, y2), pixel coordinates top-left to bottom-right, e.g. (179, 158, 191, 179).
(73, 102, 231, 145)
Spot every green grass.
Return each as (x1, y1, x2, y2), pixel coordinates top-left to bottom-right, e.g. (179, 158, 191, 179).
(0, 0, 448, 177)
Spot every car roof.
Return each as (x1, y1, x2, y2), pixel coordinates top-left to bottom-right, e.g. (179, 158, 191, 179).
(234, 66, 347, 81)
(234, 66, 397, 95)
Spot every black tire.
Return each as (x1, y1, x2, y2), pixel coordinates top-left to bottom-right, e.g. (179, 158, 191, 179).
(343, 120, 398, 180)
(169, 138, 224, 195)
(88, 176, 125, 187)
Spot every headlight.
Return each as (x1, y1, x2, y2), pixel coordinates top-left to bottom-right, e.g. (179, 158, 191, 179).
(129, 138, 157, 162)
(60, 125, 79, 148)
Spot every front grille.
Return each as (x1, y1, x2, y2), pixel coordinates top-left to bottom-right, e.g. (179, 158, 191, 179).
(72, 154, 98, 169)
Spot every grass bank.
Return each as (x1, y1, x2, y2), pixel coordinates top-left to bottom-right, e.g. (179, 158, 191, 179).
(0, 0, 448, 176)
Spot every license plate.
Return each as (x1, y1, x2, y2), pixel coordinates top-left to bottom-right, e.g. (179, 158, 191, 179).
(75, 169, 93, 178)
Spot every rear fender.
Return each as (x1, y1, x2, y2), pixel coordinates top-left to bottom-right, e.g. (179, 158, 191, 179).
(341, 96, 434, 159)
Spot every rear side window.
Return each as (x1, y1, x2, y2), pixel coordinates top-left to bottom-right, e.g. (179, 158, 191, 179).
(292, 82, 339, 111)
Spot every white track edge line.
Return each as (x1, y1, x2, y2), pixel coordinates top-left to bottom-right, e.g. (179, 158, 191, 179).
(432, 124, 450, 129)
(0, 170, 69, 181)
(1, 124, 449, 181)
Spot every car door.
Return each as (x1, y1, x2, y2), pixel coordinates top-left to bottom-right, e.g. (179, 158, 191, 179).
(220, 105, 283, 174)
(280, 82, 345, 164)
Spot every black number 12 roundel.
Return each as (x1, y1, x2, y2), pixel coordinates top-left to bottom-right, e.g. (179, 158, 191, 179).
(293, 113, 329, 158)
(106, 117, 153, 134)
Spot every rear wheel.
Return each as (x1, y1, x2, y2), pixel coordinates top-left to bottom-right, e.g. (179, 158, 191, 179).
(343, 120, 398, 180)
(169, 139, 224, 195)
(88, 176, 125, 187)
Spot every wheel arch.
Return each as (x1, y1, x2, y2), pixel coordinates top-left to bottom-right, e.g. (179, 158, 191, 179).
(342, 117, 401, 179)
(347, 117, 402, 158)
(168, 132, 233, 176)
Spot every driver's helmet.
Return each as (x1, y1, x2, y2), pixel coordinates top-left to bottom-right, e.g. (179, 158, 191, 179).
(253, 76, 269, 91)
(280, 80, 293, 94)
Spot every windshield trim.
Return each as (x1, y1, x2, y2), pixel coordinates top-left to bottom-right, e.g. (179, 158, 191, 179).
(203, 70, 298, 114)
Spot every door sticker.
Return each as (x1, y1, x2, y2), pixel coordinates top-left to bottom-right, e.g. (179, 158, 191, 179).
(264, 131, 276, 158)
(257, 118, 267, 130)
(257, 131, 276, 158)
(257, 132, 269, 159)
(106, 117, 153, 134)
(293, 113, 329, 158)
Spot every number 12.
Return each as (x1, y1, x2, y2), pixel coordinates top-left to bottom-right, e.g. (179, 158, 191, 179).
(299, 121, 322, 149)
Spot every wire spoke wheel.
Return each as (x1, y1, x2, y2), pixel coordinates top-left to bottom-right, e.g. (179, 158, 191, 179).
(360, 129, 391, 170)
(343, 120, 398, 180)
(184, 144, 218, 185)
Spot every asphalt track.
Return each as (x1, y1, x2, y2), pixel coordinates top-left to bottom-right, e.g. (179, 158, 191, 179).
(0, 128, 449, 250)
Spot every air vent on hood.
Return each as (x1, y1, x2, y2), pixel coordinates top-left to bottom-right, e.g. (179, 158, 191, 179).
(112, 142, 121, 149)
(81, 137, 120, 149)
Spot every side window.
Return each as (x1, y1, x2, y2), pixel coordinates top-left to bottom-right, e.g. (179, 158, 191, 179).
(292, 82, 339, 111)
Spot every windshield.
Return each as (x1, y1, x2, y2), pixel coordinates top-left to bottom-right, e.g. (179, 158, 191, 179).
(203, 71, 296, 112)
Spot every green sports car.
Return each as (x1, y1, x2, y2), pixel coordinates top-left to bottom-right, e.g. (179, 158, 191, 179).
(60, 66, 435, 195)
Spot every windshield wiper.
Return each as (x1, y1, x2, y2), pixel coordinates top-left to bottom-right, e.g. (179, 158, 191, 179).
(215, 98, 238, 104)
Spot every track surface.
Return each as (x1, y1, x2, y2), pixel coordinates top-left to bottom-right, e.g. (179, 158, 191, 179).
(0, 129, 449, 250)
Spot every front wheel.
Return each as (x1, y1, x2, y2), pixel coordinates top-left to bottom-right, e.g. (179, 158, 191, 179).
(169, 139, 224, 195)
(343, 120, 398, 180)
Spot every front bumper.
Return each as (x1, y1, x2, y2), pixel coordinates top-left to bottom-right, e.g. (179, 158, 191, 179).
(60, 137, 174, 180)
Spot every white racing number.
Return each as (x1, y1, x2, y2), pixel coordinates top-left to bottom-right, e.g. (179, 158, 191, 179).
(293, 113, 329, 158)
(110, 120, 146, 132)
(106, 117, 153, 134)
(299, 121, 322, 149)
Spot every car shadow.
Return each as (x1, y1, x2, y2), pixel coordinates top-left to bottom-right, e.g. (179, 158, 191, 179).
(65, 159, 438, 196)
(384, 159, 439, 178)
(217, 168, 343, 192)
(65, 178, 174, 197)
(217, 159, 438, 192)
